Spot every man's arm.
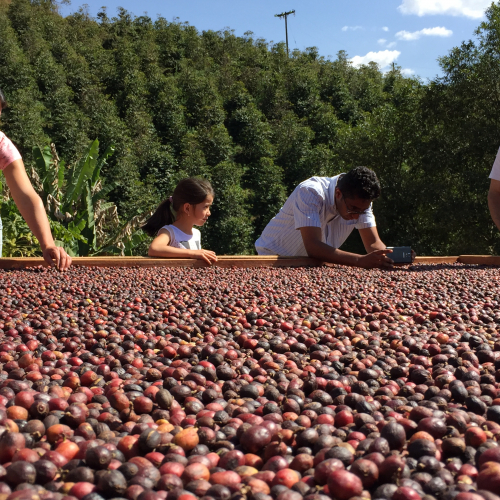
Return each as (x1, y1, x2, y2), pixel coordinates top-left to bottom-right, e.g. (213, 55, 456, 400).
(359, 226, 387, 253)
(360, 225, 416, 262)
(489, 179, 500, 231)
(300, 226, 392, 269)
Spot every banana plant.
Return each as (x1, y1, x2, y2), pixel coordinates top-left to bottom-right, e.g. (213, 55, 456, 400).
(32, 139, 118, 256)
(1, 198, 41, 257)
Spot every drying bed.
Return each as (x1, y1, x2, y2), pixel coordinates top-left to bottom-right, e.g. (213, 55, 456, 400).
(0, 264, 497, 500)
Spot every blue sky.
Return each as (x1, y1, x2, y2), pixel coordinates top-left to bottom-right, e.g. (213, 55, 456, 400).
(60, 0, 494, 80)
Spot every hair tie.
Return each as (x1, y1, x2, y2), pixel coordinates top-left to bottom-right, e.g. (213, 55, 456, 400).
(169, 196, 173, 203)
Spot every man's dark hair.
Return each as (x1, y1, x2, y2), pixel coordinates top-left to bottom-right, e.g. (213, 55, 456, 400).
(337, 166, 381, 200)
(0, 88, 6, 111)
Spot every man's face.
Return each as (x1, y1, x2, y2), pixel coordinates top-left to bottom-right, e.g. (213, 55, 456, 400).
(335, 188, 372, 220)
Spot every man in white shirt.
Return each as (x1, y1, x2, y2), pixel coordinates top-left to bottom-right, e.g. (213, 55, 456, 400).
(488, 148, 500, 230)
(255, 167, 394, 268)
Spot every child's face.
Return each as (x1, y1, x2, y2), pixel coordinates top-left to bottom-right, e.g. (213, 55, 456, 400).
(192, 195, 213, 226)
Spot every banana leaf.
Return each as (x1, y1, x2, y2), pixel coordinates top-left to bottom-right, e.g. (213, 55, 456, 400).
(63, 139, 99, 213)
(92, 144, 115, 187)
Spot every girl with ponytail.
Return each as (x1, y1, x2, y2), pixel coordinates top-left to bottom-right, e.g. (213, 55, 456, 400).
(143, 177, 217, 264)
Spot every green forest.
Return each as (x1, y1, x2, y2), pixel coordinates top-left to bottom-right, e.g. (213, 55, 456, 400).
(1, 0, 500, 257)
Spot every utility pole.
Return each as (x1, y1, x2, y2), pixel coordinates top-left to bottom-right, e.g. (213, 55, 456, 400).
(275, 10, 295, 57)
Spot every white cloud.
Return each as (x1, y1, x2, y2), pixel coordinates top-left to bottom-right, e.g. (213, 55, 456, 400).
(398, 0, 490, 19)
(350, 50, 401, 70)
(382, 26, 389, 31)
(378, 39, 398, 48)
(342, 25, 363, 31)
(401, 68, 415, 75)
(395, 26, 453, 40)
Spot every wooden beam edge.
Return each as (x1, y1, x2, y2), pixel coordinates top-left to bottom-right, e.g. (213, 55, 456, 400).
(0, 255, 498, 269)
(458, 255, 500, 265)
(414, 256, 459, 264)
(0, 256, 321, 269)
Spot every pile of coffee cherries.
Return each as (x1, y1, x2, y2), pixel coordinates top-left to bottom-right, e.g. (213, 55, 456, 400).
(0, 263, 497, 500)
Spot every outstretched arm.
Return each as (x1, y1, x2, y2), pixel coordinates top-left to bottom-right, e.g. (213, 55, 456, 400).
(149, 231, 217, 264)
(359, 226, 387, 253)
(3, 159, 72, 270)
(360, 226, 416, 262)
(300, 226, 393, 269)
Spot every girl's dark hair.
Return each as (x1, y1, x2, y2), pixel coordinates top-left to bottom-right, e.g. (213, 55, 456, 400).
(0, 88, 7, 110)
(142, 177, 214, 236)
(337, 166, 381, 200)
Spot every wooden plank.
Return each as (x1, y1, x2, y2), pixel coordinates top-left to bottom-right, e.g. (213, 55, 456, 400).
(0, 258, 46, 270)
(0, 256, 321, 269)
(414, 256, 459, 264)
(0, 255, 497, 269)
(458, 255, 500, 265)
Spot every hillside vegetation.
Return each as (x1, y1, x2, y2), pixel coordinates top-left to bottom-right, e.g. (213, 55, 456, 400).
(1, 0, 500, 255)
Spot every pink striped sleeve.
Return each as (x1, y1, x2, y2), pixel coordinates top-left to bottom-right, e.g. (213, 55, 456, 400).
(0, 132, 22, 170)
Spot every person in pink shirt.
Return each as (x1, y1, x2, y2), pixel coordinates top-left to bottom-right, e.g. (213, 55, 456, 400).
(0, 88, 71, 270)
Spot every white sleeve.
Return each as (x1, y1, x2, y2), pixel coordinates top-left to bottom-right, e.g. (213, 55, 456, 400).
(490, 147, 500, 181)
(194, 228, 202, 249)
(354, 203, 376, 229)
(292, 184, 324, 230)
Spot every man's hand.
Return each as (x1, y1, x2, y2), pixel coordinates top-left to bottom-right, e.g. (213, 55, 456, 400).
(358, 249, 394, 269)
(42, 246, 72, 271)
(300, 226, 395, 268)
(191, 249, 218, 265)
